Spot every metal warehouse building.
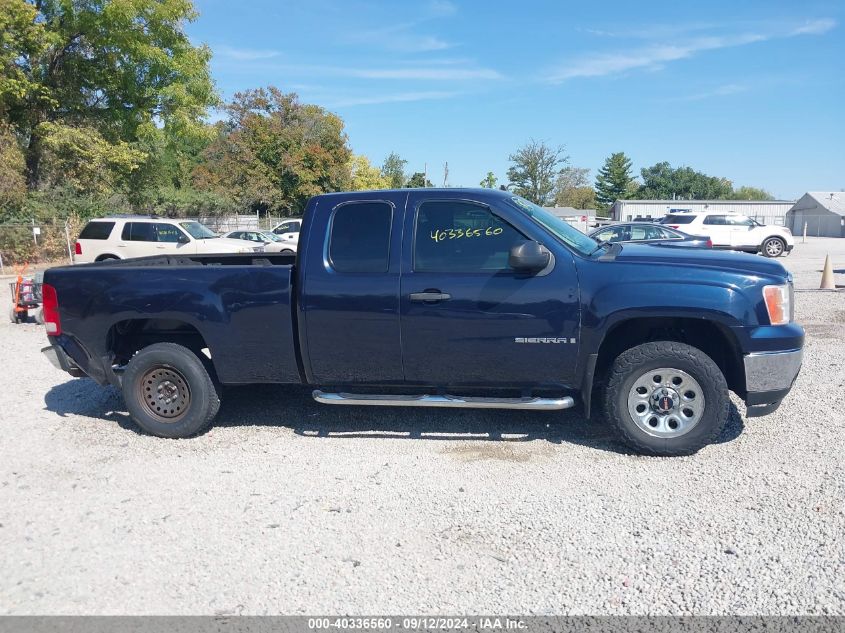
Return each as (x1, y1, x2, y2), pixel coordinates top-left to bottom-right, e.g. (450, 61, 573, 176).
(785, 192, 845, 238)
(610, 199, 796, 225)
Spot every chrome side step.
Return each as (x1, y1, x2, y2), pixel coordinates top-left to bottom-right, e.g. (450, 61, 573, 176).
(312, 390, 575, 411)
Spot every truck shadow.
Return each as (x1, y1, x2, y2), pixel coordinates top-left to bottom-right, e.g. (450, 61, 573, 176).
(44, 380, 746, 453)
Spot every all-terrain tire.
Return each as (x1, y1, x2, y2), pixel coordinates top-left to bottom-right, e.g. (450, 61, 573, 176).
(603, 341, 730, 456)
(122, 342, 221, 438)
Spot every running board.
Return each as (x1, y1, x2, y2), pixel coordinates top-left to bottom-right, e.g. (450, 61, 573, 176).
(312, 390, 575, 411)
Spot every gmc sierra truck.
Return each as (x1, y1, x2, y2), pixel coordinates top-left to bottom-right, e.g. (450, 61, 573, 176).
(41, 189, 804, 455)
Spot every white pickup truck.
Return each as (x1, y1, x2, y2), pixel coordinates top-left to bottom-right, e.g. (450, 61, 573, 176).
(660, 212, 794, 257)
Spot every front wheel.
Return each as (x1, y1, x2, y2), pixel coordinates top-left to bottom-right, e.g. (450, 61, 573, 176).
(762, 237, 785, 257)
(122, 342, 220, 438)
(603, 341, 729, 456)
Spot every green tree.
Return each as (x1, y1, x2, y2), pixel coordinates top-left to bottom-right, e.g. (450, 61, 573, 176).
(406, 172, 433, 188)
(479, 171, 498, 188)
(0, 0, 216, 189)
(595, 152, 635, 210)
(381, 152, 407, 189)
(637, 162, 733, 200)
(506, 140, 568, 205)
(349, 155, 389, 191)
(193, 87, 351, 214)
(0, 123, 26, 214)
(733, 185, 774, 200)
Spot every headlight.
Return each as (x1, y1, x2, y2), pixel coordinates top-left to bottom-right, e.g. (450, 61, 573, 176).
(763, 284, 791, 325)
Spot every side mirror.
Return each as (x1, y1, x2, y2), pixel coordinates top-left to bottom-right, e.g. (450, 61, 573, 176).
(509, 240, 550, 272)
(178, 234, 190, 244)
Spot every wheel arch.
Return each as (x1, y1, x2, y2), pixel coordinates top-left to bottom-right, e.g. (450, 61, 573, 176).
(585, 315, 745, 417)
(105, 317, 218, 381)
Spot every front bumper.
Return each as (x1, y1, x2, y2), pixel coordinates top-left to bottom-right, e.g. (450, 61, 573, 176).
(743, 348, 802, 415)
(42, 344, 86, 378)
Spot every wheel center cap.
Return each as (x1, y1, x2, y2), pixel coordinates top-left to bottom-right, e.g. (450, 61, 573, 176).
(158, 380, 178, 401)
(652, 387, 679, 413)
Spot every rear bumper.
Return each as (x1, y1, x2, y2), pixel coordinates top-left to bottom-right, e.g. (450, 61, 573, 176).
(743, 348, 802, 415)
(41, 345, 86, 378)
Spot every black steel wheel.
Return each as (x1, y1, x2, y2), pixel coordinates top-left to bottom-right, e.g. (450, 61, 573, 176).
(122, 342, 220, 438)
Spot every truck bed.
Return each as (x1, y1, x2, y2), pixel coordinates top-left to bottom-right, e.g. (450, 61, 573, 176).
(44, 254, 302, 385)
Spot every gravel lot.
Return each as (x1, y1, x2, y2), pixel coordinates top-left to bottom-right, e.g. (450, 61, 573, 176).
(1, 238, 843, 615)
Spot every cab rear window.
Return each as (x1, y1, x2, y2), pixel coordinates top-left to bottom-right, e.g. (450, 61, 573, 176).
(662, 215, 694, 225)
(78, 221, 115, 240)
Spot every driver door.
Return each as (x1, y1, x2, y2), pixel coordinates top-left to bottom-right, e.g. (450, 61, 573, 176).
(399, 197, 580, 389)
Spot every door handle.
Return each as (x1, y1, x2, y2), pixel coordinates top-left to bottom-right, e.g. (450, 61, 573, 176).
(410, 291, 451, 303)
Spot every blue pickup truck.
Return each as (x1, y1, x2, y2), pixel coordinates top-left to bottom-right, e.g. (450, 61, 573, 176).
(41, 188, 804, 455)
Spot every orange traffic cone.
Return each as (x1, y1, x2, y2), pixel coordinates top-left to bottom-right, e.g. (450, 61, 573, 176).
(820, 255, 835, 290)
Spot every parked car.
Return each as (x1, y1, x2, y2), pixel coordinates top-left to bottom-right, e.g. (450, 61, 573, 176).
(659, 212, 794, 257)
(73, 216, 263, 263)
(271, 219, 301, 245)
(590, 223, 712, 248)
(43, 188, 803, 456)
(223, 230, 297, 254)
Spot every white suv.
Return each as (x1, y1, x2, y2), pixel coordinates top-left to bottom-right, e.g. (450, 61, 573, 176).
(74, 217, 263, 263)
(660, 212, 794, 257)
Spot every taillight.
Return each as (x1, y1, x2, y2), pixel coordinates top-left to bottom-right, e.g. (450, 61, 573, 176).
(74, 242, 82, 255)
(42, 283, 61, 335)
(706, 239, 713, 248)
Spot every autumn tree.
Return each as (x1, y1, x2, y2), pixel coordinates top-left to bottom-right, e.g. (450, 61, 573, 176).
(506, 140, 568, 205)
(349, 155, 389, 191)
(194, 87, 351, 214)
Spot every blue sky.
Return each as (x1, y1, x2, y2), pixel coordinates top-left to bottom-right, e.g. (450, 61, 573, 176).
(188, 0, 844, 200)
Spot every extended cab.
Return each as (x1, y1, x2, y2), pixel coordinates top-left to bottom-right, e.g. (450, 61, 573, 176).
(41, 189, 804, 456)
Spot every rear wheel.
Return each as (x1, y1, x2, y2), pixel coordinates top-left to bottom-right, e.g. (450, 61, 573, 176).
(762, 237, 785, 257)
(280, 249, 294, 255)
(122, 342, 220, 438)
(604, 341, 729, 456)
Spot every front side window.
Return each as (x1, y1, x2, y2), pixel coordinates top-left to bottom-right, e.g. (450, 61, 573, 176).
(329, 202, 392, 273)
(630, 225, 667, 240)
(726, 215, 756, 226)
(155, 224, 185, 243)
(414, 201, 525, 272)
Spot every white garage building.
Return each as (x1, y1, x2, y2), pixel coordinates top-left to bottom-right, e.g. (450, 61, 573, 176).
(610, 199, 796, 225)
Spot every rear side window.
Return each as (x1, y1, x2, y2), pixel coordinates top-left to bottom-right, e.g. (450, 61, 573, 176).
(414, 200, 525, 272)
(329, 202, 392, 273)
(703, 215, 727, 225)
(662, 214, 694, 225)
(78, 221, 115, 240)
(121, 222, 156, 241)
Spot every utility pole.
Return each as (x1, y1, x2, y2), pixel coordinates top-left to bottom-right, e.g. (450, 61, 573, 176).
(424, 162, 428, 187)
(443, 162, 449, 188)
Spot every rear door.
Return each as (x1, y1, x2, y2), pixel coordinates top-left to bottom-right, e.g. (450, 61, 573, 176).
(399, 195, 580, 389)
(119, 222, 158, 258)
(300, 193, 406, 384)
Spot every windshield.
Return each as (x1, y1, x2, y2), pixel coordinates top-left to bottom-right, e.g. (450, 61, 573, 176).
(508, 196, 599, 256)
(179, 221, 218, 239)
